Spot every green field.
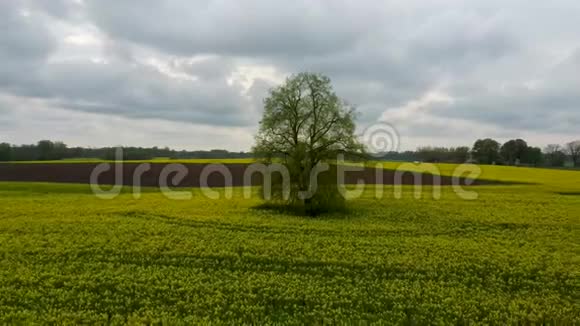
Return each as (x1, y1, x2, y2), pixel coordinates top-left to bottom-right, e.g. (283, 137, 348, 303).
(369, 161, 580, 192)
(0, 164, 579, 323)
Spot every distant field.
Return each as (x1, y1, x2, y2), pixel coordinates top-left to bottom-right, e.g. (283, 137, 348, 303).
(8, 158, 579, 186)
(5, 158, 580, 189)
(0, 164, 579, 323)
(367, 161, 580, 192)
(7, 158, 580, 189)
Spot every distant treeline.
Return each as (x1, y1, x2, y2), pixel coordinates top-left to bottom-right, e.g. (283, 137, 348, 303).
(375, 138, 580, 168)
(1, 138, 579, 168)
(0, 140, 252, 161)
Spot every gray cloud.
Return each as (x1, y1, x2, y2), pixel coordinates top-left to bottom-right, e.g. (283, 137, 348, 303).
(0, 2, 56, 87)
(23, 0, 78, 19)
(84, 0, 373, 57)
(13, 59, 256, 126)
(432, 49, 580, 133)
(0, 1, 258, 126)
(0, 0, 578, 149)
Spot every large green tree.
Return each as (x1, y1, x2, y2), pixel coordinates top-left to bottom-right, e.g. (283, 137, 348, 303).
(472, 138, 500, 165)
(471, 138, 500, 164)
(253, 73, 364, 213)
(500, 139, 528, 165)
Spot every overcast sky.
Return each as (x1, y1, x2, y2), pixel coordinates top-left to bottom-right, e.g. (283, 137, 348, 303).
(1, 0, 579, 151)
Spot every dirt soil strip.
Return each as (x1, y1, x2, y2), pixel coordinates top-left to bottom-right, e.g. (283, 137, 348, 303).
(0, 163, 488, 187)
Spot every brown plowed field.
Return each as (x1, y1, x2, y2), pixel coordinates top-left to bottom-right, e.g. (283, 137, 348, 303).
(0, 163, 488, 187)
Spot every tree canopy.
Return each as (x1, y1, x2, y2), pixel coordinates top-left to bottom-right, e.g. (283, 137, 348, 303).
(472, 138, 501, 165)
(253, 72, 364, 214)
(254, 73, 363, 162)
(500, 139, 528, 165)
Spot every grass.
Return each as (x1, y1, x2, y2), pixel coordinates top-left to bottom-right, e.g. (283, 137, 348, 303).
(0, 165, 579, 323)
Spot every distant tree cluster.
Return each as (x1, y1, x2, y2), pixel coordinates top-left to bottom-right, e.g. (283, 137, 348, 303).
(471, 138, 578, 167)
(374, 138, 579, 168)
(0, 140, 252, 162)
